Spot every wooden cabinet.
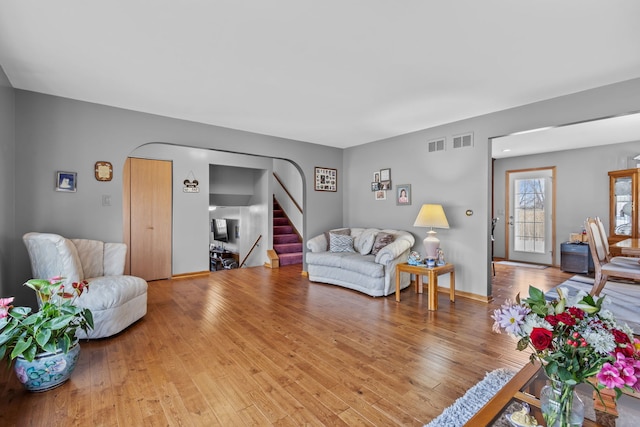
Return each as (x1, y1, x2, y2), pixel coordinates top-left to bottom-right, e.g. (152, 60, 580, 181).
(609, 168, 640, 245)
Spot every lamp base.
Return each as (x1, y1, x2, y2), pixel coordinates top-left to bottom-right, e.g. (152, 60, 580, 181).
(423, 230, 440, 259)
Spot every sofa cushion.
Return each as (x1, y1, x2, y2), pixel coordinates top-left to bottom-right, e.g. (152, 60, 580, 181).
(354, 228, 378, 255)
(72, 238, 105, 279)
(329, 233, 355, 253)
(339, 253, 382, 277)
(78, 275, 148, 312)
(371, 232, 395, 255)
(306, 252, 382, 277)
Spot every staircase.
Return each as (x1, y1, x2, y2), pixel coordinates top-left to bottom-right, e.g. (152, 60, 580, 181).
(273, 198, 303, 266)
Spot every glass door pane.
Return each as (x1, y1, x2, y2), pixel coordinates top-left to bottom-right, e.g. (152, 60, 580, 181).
(613, 176, 632, 236)
(514, 178, 546, 254)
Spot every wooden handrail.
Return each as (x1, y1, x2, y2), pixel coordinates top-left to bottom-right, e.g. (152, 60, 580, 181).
(240, 234, 262, 268)
(273, 172, 302, 214)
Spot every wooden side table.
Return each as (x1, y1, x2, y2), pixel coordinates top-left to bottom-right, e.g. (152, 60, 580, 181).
(395, 263, 455, 310)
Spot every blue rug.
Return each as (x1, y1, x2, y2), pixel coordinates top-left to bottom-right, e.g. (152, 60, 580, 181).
(424, 369, 515, 427)
(547, 275, 640, 334)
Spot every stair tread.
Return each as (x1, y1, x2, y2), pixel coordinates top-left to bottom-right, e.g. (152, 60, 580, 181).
(278, 252, 303, 266)
(274, 243, 303, 254)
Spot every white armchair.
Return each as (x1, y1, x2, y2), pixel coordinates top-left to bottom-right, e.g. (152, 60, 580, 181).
(23, 232, 148, 339)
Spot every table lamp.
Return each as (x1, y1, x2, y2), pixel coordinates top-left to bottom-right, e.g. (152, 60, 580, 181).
(413, 204, 450, 259)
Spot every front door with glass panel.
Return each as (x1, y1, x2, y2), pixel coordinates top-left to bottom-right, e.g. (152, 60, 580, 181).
(506, 168, 555, 265)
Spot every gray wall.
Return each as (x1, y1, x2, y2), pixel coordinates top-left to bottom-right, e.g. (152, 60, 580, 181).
(4, 78, 640, 303)
(12, 90, 343, 304)
(493, 139, 640, 263)
(344, 78, 640, 297)
(0, 65, 15, 296)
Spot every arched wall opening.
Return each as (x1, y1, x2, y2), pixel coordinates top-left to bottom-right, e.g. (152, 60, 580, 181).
(126, 142, 305, 276)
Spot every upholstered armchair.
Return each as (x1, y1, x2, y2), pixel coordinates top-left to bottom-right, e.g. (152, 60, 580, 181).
(23, 232, 148, 339)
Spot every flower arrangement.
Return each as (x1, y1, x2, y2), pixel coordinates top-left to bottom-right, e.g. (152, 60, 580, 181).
(0, 277, 93, 364)
(492, 285, 639, 424)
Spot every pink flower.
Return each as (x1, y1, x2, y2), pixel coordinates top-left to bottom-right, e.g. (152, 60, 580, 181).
(0, 296, 14, 319)
(597, 362, 626, 389)
(614, 353, 639, 388)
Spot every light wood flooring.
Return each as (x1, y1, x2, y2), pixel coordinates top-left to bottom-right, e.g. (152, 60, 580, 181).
(0, 263, 573, 426)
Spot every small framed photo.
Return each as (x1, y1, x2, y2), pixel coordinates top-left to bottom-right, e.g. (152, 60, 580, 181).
(380, 180, 391, 190)
(314, 167, 337, 192)
(373, 171, 381, 183)
(375, 190, 386, 201)
(396, 184, 411, 206)
(55, 171, 77, 193)
(380, 168, 391, 182)
(371, 182, 381, 191)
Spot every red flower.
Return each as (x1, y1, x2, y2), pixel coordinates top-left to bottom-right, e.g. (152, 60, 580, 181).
(612, 329, 631, 344)
(545, 315, 559, 326)
(555, 312, 576, 326)
(615, 344, 635, 358)
(568, 306, 585, 319)
(530, 327, 553, 351)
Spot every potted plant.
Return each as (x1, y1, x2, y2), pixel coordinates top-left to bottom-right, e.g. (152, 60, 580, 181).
(0, 276, 93, 391)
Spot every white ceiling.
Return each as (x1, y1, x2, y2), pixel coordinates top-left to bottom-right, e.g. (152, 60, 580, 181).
(1, 1, 640, 149)
(492, 112, 640, 159)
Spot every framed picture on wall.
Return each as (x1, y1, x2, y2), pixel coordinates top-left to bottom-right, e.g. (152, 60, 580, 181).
(55, 171, 77, 193)
(314, 167, 337, 192)
(375, 190, 386, 201)
(396, 184, 411, 206)
(380, 168, 391, 182)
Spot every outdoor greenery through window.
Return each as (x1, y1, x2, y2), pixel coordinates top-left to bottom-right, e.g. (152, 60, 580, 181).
(514, 178, 545, 253)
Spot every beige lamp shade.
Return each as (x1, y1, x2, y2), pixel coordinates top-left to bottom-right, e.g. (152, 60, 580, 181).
(413, 204, 449, 259)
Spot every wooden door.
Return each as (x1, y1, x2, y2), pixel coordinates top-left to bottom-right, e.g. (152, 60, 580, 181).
(124, 157, 172, 280)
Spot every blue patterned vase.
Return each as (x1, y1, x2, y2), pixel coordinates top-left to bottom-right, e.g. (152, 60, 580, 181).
(13, 342, 81, 392)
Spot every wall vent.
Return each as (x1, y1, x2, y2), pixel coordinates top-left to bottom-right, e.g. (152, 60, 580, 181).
(453, 132, 474, 149)
(427, 137, 446, 153)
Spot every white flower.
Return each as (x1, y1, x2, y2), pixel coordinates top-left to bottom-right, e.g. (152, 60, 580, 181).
(521, 313, 552, 335)
(583, 327, 616, 355)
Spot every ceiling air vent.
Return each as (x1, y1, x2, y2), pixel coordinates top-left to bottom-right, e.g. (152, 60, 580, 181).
(453, 132, 474, 149)
(427, 137, 446, 153)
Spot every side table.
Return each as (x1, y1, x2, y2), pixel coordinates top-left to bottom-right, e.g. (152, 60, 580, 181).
(395, 263, 455, 310)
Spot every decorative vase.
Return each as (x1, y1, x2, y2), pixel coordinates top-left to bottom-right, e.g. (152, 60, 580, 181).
(540, 379, 585, 427)
(13, 341, 81, 392)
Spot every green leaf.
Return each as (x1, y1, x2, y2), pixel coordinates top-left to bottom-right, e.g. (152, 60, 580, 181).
(61, 334, 71, 353)
(45, 315, 73, 330)
(516, 337, 529, 351)
(84, 309, 94, 329)
(528, 286, 545, 302)
(35, 328, 52, 348)
(10, 337, 33, 360)
(23, 343, 37, 362)
(9, 306, 31, 317)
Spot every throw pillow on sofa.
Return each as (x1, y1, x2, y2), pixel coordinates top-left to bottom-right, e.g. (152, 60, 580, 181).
(353, 228, 378, 255)
(324, 228, 350, 250)
(371, 232, 395, 255)
(329, 233, 355, 253)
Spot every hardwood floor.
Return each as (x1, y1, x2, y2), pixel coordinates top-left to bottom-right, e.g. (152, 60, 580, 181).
(0, 263, 573, 426)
